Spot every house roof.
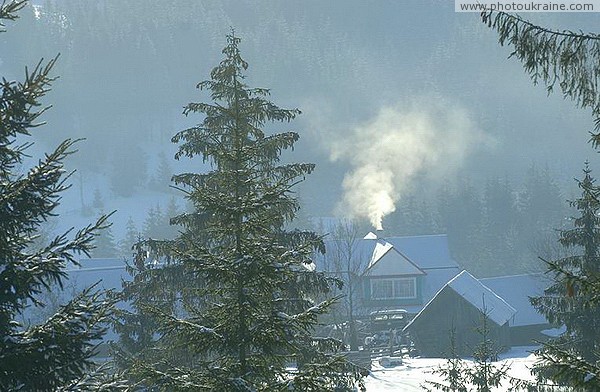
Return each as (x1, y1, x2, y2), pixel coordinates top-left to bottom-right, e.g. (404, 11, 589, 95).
(318, 233, 457, 265)
(315, 237, 374, 273)
(405, 270, 516, 330)
(480, 274, 549, 327)
(316, 234, 460, 310)
(384, 234, 458, 270)
(364, 240, 426, 276)
(318, 233, 458, 270)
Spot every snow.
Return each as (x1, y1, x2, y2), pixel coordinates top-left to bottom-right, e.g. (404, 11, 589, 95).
(364, 232, 378, 240)
(55, 175, 177, 242)
(447, 270, 516, 326)
(481, 274, 549, 327)
(364, 346, 539, 391)
(365, 240, 425, 276)
(367, 240, 394, 270)
(541, 325, 566, 337)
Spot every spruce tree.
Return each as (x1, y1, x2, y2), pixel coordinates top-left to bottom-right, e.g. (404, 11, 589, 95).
(530, 163, 600, 388)
(120, 32, 365, 391)
(467, 308, 511, 392)
(0, 1, 124, 389)
(119, 216, 139, 258)
(481, 12, 600, 389)
(92, 219, 119, 258)
(149, 150, 173, 193)
(423, 328, 469, 392)
(143, 203, 164, 239)
(164, 196, 181, 239)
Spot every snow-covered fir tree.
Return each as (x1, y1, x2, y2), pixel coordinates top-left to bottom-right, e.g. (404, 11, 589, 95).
(92, 187, 104, 210)
(530, 163, 600, 388)
(143, 203, 165, 239)
(116, 31, 365, 391)
(0, 1, 124, 389)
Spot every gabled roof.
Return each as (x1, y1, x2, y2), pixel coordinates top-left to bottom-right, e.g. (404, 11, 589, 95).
(480, 274, 549, 327)
(364, 240, 426, 276)
(316, 234, 459, 281)
(405, 270, 516, 330)
(447, 271, 516, 325)
(385, 234, 458, 270)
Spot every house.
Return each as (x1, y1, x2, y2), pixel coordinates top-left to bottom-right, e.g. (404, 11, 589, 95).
(403, 270, 516, 357)
(319, 232, 552, 352)
(360, 234, 461, 315)
(480, 274, 551, 346)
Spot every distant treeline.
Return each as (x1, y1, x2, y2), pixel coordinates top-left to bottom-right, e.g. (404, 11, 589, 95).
(382, 165, 570, 277)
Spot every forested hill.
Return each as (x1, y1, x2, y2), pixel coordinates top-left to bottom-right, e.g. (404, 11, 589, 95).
(0, 0, 594, 276)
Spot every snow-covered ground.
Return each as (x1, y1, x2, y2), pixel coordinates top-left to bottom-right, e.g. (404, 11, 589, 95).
(365, 346, 539, 391)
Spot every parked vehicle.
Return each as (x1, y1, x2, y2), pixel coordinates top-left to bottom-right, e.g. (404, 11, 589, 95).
(364, 309, 415, 356)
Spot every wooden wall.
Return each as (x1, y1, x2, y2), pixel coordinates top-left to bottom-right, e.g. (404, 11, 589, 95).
(406, 287, 511, 357)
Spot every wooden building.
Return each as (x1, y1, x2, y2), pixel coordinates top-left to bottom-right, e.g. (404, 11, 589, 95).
(481, 274, 552, 346)
(360, 234, 461, 316)
(403, 270, 516, 357)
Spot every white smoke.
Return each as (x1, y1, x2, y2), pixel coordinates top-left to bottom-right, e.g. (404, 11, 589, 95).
(330, 99, 486, 230)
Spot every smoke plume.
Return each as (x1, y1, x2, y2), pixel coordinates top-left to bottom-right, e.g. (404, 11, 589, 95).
(330, 100, 485, 230)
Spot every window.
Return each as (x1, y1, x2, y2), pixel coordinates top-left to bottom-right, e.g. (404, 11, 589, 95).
(371, 278, 416, 300)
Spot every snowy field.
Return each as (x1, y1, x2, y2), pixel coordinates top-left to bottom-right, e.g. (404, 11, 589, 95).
(365, 346, 538, 391)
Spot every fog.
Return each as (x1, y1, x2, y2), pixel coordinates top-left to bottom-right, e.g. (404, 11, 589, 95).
(2, 0, 599, 275)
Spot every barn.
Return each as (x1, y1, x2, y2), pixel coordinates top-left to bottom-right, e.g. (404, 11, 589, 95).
(403, 270, 516, 357)
(480, 273, 552, 346)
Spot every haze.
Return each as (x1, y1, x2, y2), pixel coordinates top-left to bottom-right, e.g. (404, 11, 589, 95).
(2, 0, 597, 276)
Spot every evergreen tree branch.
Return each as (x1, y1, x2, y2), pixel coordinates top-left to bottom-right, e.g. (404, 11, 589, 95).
(0, 0, 26, 31)
(481, 11, 600, 145)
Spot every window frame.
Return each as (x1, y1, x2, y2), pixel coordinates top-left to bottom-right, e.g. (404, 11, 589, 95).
(370, 277, 417, 300)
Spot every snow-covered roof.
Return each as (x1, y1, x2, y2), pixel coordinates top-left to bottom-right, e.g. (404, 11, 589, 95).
(319, 233, 456, 261)
(315, 237, 374, 273)
(405, 270, 516, 330)
(317, 233, 458, 270)
(364, 240, 426, 276)
(384, 234, 458, 270)
(418, 267, 461, 308)
(446, 270, 516, 326)
(63, 258, 132, 342)
(369, 240, 394, 269)
(480, 274, 549, 327)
